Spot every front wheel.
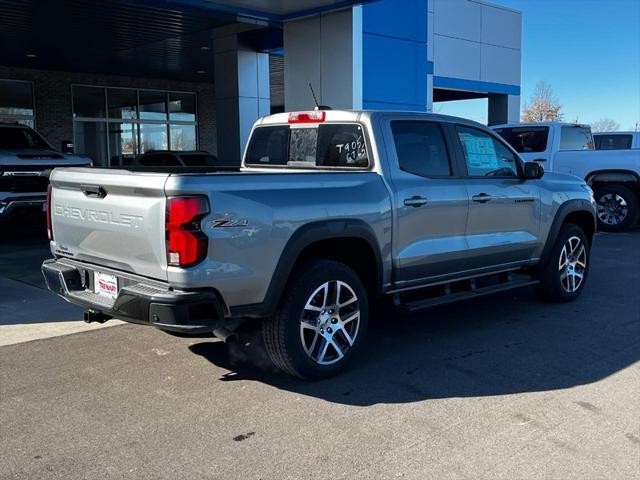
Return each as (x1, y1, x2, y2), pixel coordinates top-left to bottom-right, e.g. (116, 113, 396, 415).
(263, 259, 368, 379)
(537, 224, 590, 302)
(594, 184, 638, 232)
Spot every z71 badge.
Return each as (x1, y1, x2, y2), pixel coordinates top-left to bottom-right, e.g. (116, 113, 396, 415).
(212, 218, 249, 228)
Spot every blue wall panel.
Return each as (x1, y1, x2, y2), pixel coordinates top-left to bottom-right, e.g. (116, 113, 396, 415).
(363, 34, 427, 108)
(363, 100, 426, 111)
(362, 0, 427, 42)
(362, 0, 428, 110)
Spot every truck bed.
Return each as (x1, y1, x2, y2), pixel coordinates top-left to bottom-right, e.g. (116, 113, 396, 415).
(48, 166, 392, 309)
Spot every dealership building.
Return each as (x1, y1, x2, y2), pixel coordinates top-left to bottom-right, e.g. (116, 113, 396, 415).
(0, 0, 521, 165)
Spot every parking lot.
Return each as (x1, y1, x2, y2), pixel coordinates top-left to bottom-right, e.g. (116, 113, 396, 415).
(1, 217, 639, 480)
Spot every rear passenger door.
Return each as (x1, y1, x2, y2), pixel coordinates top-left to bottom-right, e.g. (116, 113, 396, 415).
(454, 125, 541, 269)
(385, 119, 470, 285)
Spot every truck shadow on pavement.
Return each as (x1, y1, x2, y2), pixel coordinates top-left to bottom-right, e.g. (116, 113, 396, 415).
(190, 233, 640, 405)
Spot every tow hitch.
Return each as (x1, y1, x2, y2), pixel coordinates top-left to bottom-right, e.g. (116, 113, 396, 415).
(84, 310, 112, 324)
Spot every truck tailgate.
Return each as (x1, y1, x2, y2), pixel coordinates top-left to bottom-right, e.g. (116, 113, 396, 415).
(49, 167, 169, 280)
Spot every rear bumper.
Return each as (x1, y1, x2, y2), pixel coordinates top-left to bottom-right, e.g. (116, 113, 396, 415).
(41, 258, 226, 333)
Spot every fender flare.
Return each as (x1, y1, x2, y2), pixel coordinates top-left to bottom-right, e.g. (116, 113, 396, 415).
(229, 219, 384, 318)
(538, 199, 597, 266)
(585, 169, 640, 186)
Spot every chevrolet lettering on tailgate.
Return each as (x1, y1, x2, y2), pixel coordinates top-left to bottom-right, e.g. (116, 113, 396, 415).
(54, 205, 144, 229)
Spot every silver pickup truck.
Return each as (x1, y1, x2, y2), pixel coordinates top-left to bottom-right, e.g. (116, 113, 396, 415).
(42, 110, 596, 379)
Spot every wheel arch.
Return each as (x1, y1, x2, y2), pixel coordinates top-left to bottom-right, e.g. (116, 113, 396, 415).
(585, 169, 640, 187)
(539, 200, 597, 266)
(229, 220, 383, 318)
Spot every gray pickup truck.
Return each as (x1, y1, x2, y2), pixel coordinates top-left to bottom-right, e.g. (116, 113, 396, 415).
(42, 110, 596, 379)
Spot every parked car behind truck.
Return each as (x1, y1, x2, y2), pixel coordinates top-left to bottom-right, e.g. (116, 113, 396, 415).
(42, 110, 596, 379)
(130, 150, 239, 169)
(0, 122, 91, 222)
(492, 122, 640, 231)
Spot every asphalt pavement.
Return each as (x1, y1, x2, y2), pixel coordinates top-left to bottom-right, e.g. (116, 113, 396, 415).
(0, 216, 639, 479)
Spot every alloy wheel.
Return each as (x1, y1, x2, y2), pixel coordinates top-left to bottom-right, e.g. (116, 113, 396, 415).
(597, 193, 628, 226)
(558, 236, 587, 293)
(299, 280, 360, 366)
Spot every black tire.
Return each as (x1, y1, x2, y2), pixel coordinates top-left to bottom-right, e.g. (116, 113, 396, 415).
(537, 224, 590, 302)
(263, 259, 368, 379)
(594, 184, 639, 232)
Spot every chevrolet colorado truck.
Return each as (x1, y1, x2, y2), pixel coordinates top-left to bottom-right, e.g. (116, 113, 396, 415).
(0, 122, 91, 221)
(492, 122, 640, 231)
(42, 110, 596, 379)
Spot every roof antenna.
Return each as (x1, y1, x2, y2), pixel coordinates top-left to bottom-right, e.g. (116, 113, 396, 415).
(309, 82, 332, 111)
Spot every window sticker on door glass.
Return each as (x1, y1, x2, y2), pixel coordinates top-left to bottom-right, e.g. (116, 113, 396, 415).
(459, 132, 499, 170)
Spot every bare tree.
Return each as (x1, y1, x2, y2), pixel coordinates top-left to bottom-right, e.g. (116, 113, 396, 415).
(591, 118, 620, 132)
(521, 81, 563, 122)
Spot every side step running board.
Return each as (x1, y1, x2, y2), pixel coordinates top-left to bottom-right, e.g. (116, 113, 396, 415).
(394, 274, 539, 313)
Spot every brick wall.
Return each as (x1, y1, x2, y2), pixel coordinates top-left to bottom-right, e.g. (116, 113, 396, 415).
(0, 66, 217, 154)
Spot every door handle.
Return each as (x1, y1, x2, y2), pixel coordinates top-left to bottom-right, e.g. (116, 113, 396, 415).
(404, 196, 428, 207)
(81, 184, 107, 198)
(472, 193, 492, 204)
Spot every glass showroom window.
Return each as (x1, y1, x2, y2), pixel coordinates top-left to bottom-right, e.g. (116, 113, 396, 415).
(107, 88, 138, 166)
(72, 86, 198, 166)
(0, 79, 35, 128)
(169, 92, 197, 150)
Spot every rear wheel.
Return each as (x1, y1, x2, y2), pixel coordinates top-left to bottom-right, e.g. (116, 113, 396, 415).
(263, 259, 368, 379)
(537, 224, 590, 302)
(594, 184, 638, 231)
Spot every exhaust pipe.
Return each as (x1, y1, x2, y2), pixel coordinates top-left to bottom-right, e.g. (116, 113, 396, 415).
(212, 327, 238, 344)
(84, 310, 112, 324)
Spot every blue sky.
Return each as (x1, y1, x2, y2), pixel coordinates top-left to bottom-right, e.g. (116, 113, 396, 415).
(436, 0, 640, 129)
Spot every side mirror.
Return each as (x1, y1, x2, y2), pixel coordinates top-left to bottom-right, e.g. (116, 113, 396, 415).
(523, 161, 544, 180)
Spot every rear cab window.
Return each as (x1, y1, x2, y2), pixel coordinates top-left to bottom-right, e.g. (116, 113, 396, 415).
(560, 126, 594, 150)
(245, 123, 369, 169)
(493, 127, 549, 153)
(594, 134, 633, 150)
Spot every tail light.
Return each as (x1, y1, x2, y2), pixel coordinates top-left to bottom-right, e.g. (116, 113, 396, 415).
(46, 184, 53, 241)
(165, 196, 209, 267)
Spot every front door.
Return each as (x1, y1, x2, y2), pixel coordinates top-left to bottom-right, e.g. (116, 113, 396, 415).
(384, 119, 470, 286)
(454, 124, 541, 270)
